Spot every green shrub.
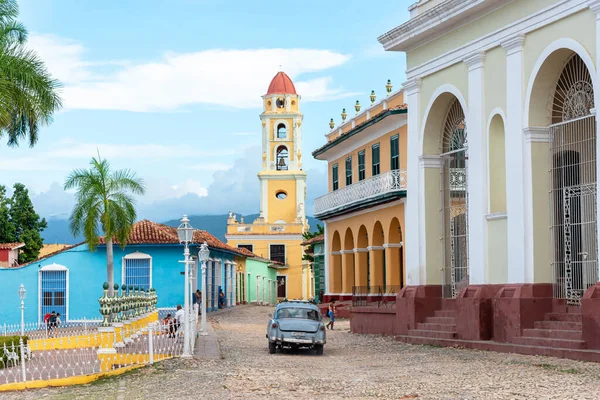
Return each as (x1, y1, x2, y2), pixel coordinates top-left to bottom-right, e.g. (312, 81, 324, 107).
(0, 335, 28, 369)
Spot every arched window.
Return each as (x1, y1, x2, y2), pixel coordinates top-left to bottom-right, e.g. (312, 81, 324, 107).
(277, 123, 287, 139)
(276, 146, 288, 171)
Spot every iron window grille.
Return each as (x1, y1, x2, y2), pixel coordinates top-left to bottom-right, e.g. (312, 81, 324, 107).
(358, 150, 365, 181)
(372, 143, 380, 176)
(345, 156, 353, 186)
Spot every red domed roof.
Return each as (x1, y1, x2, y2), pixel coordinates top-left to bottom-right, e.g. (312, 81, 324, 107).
(266, 71, 297, 95)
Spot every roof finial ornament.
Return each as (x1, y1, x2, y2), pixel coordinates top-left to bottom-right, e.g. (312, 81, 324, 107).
(279, 64, 283, 72)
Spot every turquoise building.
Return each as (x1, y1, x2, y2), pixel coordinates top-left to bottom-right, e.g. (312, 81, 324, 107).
(0, 220, 249, 324)
(302, 234, 325, 303)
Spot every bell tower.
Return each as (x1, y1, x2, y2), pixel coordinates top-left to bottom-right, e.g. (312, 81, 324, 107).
(258, 71, 307, 226)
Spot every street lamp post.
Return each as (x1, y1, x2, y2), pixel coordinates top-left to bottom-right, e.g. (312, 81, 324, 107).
(18, 284, 26, 336)
(198, 242, 210, 336)
(177, 215, 194, 357)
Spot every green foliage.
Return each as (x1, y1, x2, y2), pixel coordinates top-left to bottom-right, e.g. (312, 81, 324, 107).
(64, 155, 145, 292)
(0, 183, 46, 263)
(0, 0, 62, 147)
(0, 335, 28, 369)
(302, 224, 324, 263)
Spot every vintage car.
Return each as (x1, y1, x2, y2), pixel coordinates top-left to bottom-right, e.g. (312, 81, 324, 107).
(266, 300, 326, 355)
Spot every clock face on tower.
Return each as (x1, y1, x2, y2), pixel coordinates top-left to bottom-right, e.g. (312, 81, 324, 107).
(276, 98, 285, 108)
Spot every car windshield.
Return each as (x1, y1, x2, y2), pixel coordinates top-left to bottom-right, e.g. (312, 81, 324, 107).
(276, 307, 319, 321)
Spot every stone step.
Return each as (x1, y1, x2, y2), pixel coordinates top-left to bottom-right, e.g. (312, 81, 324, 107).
(434, 310, 457, 318)
(522, 328, 582, 340)
(512, 336, 586, 349)
(545, 312, 582, 323)
(424, 316, 456, 325)
(407, 329, 456, 339)
(534, 320, 582, 331)
(416, 323, 457, 332)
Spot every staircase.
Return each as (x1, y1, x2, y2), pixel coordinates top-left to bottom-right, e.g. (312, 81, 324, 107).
(407, 309, 457, 339)
(512, 309, 585, 349)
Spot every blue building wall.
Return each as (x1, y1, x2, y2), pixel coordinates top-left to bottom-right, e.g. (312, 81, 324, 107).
(0, 243, 239, 325)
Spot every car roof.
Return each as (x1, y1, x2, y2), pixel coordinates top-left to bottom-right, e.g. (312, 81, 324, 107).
(275, 301, 319, 310)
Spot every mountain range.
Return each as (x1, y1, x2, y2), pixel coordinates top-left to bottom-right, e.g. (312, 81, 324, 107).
(41, 214, 323, 245)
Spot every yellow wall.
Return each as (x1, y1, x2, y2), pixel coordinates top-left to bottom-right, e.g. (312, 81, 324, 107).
(267, 179, 298, 222)
(484, 46, 506, 118)
(327, 124, 407, 192)
(419, 62, 468, 128)
(487, 218, 508, 284)
(227, 237, 305, 299)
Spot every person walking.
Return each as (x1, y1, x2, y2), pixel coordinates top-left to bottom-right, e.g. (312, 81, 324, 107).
(326, 301, 336, 330)
(174, 305, 184, 338)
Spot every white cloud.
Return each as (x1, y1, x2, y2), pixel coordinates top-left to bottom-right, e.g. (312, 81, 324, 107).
(170, 179, 208, 198)
(28, 34, 354, 112)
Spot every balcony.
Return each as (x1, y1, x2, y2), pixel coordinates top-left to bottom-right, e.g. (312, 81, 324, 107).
(314, 169, 407, 219)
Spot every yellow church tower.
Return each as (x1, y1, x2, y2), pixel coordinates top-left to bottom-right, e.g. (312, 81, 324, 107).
(226, 71, 309, 301)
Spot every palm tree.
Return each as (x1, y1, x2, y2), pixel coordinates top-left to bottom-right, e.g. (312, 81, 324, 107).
(0, 0, 62, 147)
(64, 155, 145, 295)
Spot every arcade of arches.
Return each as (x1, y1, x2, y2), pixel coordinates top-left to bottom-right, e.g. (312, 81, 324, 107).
(327, 204, 405, 296)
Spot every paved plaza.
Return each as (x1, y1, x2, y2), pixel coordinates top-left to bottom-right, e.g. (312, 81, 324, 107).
(4, 306, 600, 399)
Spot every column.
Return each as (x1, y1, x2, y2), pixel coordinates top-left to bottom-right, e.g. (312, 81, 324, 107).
(368, 247, 384, 293)
(464, 52, 487, 285)
(207, 260, 213, 311)
(341, 250, 355, 294)
(403, 78, 422, 286)
(324, 223, 329, 293)
(501, 34, 528, 283)
(256, 275, 261, 304)
(384, 244, 401, 288)
(330, 252, 342, 293)
(354, 249, 368, 287)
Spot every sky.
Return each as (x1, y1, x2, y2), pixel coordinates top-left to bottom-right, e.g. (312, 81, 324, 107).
(1, 0, 410, 222)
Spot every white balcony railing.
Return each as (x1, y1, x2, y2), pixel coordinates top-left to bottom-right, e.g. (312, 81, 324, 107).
(314, 169, 407, 216)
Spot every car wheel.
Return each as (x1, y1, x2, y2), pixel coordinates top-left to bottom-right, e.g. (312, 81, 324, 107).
(269, 342, 277, 354)
(315, 344, 324, 355)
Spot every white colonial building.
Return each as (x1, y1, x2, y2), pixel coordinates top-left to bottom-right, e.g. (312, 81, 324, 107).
(365, 0, 600, 359)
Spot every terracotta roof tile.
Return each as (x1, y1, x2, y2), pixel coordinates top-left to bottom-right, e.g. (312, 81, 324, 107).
(266, 71, 296, 95)
(0, 242, 25, 250)
(301, 234, 324, 246)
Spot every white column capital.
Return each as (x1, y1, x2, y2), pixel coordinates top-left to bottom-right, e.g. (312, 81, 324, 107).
(419, 155, 441, 169)
(352, 248, 369, 253)
(402, 78, 422, 94)
(589, 0, 600, 17)
(463, 52, 486, 71)
(330, 251, 341, 256)
(501, 34, 525, 56)
(523, 126, 550, 143)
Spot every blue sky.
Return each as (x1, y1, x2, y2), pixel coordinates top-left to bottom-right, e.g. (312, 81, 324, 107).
(1, 0, 409, 221)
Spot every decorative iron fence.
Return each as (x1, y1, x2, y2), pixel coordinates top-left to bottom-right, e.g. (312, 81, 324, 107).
(351, 285, 401, 308)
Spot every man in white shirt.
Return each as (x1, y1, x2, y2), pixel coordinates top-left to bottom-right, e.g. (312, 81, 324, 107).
(174, 305, 184, 336)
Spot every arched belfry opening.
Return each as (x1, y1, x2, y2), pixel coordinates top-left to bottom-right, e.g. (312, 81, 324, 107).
(549, 54, 597, 304)
(441, 98, 469, 298)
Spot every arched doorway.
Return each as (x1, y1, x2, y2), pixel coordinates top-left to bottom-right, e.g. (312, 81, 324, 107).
(342, 228, 355, 294)
(387, 217, 404, 288)
(330, 231, 342, 294)
(441, 99, 469, 298)
(370, 221, 385, 292)
(547, 54, 597, 304)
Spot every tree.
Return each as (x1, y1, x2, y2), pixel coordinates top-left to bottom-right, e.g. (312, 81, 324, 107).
(0, 184, 15, 242)
(7, 183, 47, 263)
(302, 224, 324, 263)
(0, 0, 62, 147)
(64, 155, 145, 295)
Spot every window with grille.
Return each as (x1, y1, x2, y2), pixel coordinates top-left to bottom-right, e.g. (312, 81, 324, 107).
(270, 245, 285, 264)
(358, 150, 365, 181)
(372, 143, 380, 176)
(332, 163, 339, 191)
(390, 134, 399, 170)
(237, 244, 253, 252)
(345, 156, 352, 186)
(39, 266, 68, 321)
(123, 254, 151, 290)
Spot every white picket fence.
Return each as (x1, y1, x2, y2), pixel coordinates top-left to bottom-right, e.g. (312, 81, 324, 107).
(0, 306, 198, 386)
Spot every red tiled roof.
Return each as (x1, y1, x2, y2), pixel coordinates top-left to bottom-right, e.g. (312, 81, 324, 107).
(98, 219, 248, 257)
(266, 71, 296, 95)
(0, 242, 25, 250)
(301, 234, 324, 246)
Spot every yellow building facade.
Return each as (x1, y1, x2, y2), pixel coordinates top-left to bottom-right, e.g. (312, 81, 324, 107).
(312, 84, 407, 301)
(226, 71, 310, 300)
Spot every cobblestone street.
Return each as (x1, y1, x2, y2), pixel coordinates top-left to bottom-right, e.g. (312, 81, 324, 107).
(5, 305, 600, 399)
